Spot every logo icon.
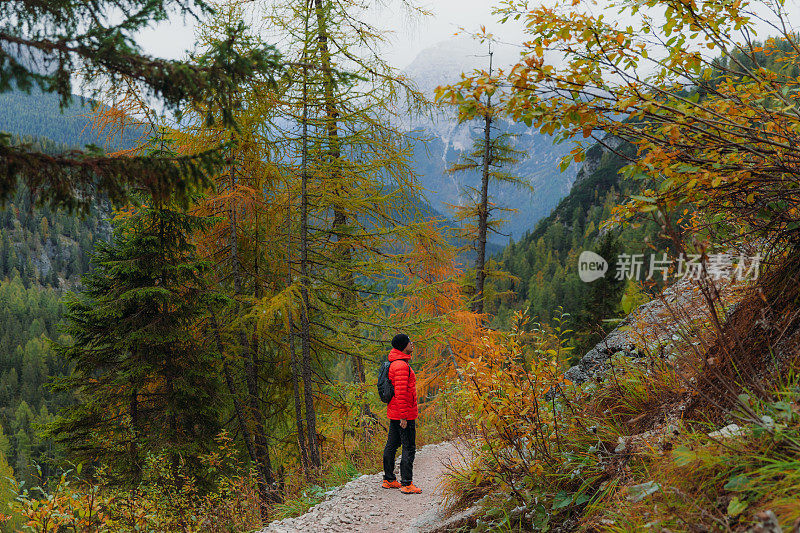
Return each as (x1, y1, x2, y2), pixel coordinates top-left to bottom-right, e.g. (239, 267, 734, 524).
(578, 251, 608, 282)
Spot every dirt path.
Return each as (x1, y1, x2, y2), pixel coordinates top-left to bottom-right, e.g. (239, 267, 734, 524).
(260, 442, 461, 533)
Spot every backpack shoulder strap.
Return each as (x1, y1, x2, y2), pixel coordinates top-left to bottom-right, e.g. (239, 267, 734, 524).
(390, 359, 412, 376)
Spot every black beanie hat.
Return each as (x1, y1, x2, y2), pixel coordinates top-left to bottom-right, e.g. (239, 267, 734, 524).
(391, 333, 410, 351)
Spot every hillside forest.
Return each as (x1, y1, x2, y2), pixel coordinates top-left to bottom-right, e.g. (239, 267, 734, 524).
(1, 0, 800, 531)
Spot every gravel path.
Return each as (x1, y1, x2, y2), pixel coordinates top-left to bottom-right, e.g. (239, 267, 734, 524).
(260, 441, 460, 533)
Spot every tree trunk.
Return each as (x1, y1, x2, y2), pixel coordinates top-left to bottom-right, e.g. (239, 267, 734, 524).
(208, 311, 263, 498)
(289, 321, 311, 471)
(299, 34, 321, 468)
(227, 140, 277, 516)
(251, 207, 280, 506)
(299, 274, 319, 467)
(245, 335, 279, 511)
(474, 48, 494, 316)
(287, 191, 311, 473)
(313, 0, 369, 425)
(129, 389, 141, 482)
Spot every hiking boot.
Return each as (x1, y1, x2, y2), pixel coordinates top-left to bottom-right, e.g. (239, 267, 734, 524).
(382, 480, 401, 489)
(400, 483, 422, 494)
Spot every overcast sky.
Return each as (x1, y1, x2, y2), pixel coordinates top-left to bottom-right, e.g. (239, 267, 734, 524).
(136, 0, 527, 70)
(136, 0, 800, 75)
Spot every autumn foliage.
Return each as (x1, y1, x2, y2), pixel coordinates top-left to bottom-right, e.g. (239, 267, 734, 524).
(390, 225, 499, 401)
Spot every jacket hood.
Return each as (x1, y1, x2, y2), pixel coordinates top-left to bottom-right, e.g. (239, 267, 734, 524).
(388, 348, 411, 362)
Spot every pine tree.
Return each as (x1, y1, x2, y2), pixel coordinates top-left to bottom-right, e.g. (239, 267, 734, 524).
(0, 232, 9, 275)
(574, 231, 625, 353)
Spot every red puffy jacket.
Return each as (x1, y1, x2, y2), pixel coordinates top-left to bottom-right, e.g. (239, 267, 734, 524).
(386, 348, 417, 421)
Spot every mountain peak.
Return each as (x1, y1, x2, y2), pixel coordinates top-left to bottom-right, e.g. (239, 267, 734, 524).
(401, 37, 518, 98)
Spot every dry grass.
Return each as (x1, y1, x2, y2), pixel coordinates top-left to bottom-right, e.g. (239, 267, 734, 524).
(693, 253, 800, 415)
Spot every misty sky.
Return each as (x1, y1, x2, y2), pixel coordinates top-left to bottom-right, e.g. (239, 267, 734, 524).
(136, 0, 527, 70)
(135, 0, 800, 76)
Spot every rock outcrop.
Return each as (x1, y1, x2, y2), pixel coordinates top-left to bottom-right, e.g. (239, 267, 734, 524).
(564, 274, 749, 387)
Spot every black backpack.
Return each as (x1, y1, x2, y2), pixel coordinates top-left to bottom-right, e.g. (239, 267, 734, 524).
(377, 359, 411, 404)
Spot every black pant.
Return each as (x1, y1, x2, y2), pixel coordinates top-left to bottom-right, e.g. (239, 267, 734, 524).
(383, 419, 416, 485)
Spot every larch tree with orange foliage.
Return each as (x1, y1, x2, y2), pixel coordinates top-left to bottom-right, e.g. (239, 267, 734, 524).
(174, 2, 290, 516)
(390, 225, 494, 402)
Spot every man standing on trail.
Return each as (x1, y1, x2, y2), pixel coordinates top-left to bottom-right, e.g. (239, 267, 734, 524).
(382, 333, 422, 494)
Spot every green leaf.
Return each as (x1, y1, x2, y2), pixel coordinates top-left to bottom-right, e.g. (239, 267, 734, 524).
(630, 194, 656, 203)
(574, 493, 591, 506)
(727, 496, 747, 517)
(626, 481, 660, 502)
(659, 177, 675, 191)
(738, 394, 751, 405)
(724, 474, 750, 491)
(676, 163, 700, 173)
(552, 491, 573, 510)
(772, 401, 793, 420)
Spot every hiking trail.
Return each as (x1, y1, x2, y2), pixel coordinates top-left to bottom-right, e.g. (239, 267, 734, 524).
(260, 441, 464, 533)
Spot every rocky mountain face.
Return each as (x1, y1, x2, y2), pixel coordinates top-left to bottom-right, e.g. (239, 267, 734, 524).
(400, 38, 578, 241)
(572, 134, 627, 190)
(563, 265, 752, 387)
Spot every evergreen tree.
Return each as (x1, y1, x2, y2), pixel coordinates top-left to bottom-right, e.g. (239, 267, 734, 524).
(49, 199, 223, 486)
(0, 232, 9, 275)
(573, 230, 626, 354)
